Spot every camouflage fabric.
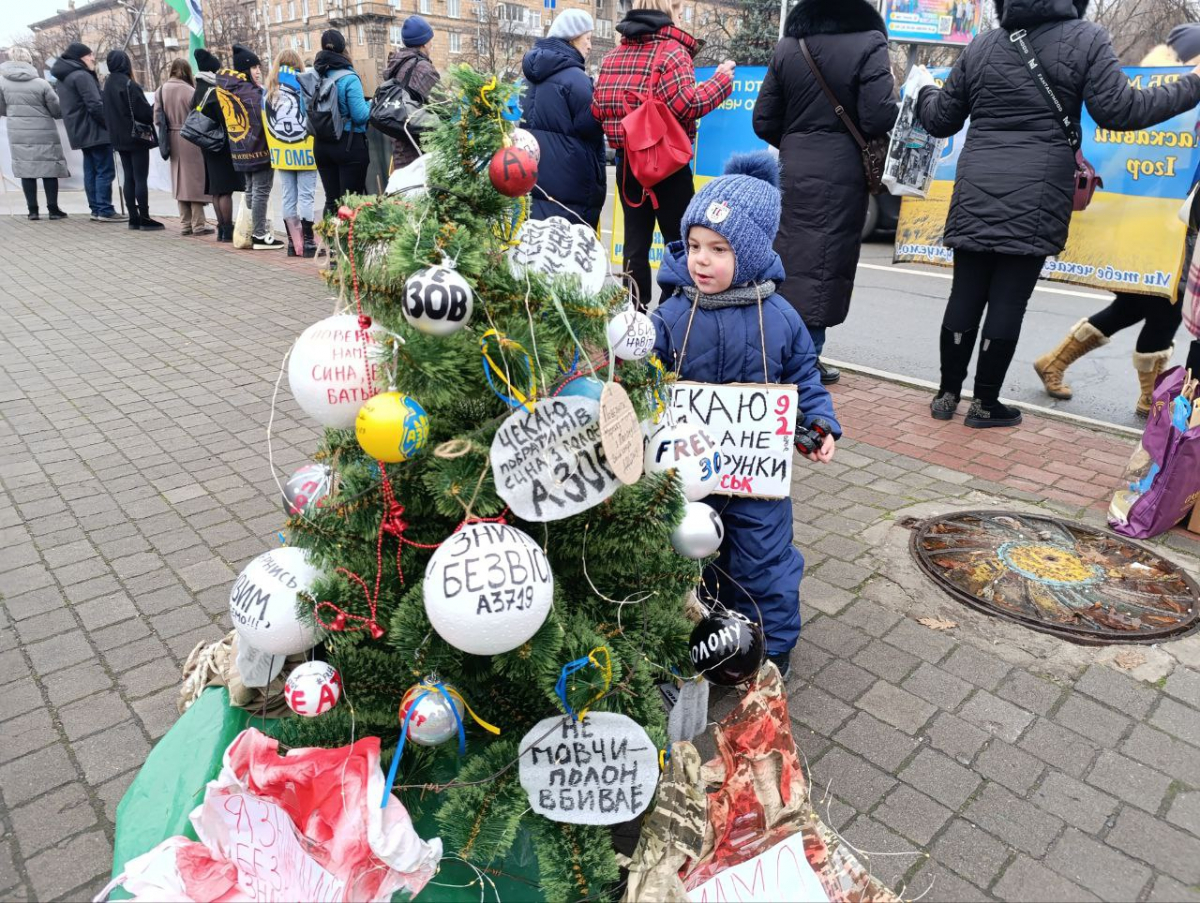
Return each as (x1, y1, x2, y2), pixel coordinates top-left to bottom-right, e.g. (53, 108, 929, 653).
(619, 741, 707, 903)
(177, 631, 300, 718)
(681, 662, 897, 902)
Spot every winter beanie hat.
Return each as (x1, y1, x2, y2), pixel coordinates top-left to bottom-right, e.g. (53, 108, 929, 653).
(232, 43, 260, 73)
(548, 9, 595, 40)
(401, 15, 435, 47)
(62, 42, 92, 61)
(321, 29, 348, 53)
(680, 152, 782, 286)
(1169, 23, 1200, 65)
(194, 47, 221, 72)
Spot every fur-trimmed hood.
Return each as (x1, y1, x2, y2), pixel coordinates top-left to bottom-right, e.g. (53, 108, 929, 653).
(993, 0, 1089, 28)
(784, 0, 886, 39)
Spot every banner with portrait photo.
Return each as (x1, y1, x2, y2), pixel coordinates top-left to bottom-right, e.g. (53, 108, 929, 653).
(895, 66, 1200, 300)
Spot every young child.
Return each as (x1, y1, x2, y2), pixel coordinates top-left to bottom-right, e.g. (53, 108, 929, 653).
(651, 152, 841, 677)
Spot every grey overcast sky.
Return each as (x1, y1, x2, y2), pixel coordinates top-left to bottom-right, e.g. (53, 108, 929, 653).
(2, 0, 76, 45)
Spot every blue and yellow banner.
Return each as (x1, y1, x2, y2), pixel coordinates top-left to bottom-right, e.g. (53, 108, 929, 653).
(896, 66, 1200, 299)
(608, 67, 770, 269)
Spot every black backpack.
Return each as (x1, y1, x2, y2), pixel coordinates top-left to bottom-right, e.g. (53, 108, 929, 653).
(369, 59, 433, 141)
(307, 68, 354, 142)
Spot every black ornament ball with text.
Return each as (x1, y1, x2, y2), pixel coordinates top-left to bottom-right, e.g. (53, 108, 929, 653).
(688, 610, 764, 687)
(488, 146, 539, 197)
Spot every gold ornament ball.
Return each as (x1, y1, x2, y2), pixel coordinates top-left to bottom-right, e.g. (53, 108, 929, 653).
(355, 391, 430, 463)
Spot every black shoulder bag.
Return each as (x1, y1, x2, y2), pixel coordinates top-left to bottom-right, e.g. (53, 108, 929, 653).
(799, 38, 888, 195)
(1009, 28, 1103, 211)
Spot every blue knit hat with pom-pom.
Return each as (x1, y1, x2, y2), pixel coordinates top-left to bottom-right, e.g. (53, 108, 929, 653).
(680, 151, 781, 286)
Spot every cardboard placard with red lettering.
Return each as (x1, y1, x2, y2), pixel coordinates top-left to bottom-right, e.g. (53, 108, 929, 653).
(519, 712, 660, 826)
(668, 382, 798, 499)
(490, 396, 622, 521)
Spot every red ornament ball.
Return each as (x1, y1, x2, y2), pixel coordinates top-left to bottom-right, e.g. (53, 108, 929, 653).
(488, 146, 539, 197)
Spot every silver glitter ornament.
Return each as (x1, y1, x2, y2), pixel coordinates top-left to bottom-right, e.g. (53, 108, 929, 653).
(402, 683, 467, 747)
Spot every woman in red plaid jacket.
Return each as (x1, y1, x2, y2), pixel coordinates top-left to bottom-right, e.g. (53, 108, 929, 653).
(592, 0, 734, 309)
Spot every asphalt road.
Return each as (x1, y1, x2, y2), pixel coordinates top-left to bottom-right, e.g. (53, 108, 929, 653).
(599, 177, 1187, 430)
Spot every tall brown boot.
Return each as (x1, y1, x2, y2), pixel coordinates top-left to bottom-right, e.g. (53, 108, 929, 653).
(1033, 318, 1109, 400)
(1133, 346, 1174, 416)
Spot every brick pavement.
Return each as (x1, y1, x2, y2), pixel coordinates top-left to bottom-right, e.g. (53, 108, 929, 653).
(2, 214, 1200, 901)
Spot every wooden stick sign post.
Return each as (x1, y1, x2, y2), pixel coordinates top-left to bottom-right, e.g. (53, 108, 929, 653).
(668, 382, 799, 499)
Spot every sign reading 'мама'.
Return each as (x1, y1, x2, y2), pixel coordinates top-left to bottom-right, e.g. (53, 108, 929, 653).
(518, 712, 659, 825)
(668, 382, 798, 499)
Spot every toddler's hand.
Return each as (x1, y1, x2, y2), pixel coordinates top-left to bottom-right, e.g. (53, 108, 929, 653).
(804, 434, 836, 464)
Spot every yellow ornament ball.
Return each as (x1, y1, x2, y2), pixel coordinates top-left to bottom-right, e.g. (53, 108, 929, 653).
(355, 392, 430, 463)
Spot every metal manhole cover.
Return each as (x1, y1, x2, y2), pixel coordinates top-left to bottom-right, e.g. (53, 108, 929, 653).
(910, 511, 1200, 645)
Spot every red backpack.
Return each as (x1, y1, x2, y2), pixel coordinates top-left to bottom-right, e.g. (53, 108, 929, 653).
(619, 41, 694, 209)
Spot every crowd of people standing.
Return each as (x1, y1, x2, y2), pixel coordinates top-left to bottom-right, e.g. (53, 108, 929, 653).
(2, 0, 1199, 406)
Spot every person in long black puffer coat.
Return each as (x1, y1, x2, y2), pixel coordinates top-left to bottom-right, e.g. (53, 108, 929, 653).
(521, 9, 606, 230)
(917, 0, 1200, 429)
(752, 0, 898, 386)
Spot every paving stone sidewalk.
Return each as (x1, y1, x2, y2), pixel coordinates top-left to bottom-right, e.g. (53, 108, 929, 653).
(1, 215, 1199, 901)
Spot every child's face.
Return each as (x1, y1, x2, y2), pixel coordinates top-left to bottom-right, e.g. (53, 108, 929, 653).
(687, 226, 735, 295)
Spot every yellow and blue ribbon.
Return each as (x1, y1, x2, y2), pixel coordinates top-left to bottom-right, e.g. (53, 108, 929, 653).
(554, 647, 612, 722)
(380, 681, 500, 808)
(481, 329, 538, 412)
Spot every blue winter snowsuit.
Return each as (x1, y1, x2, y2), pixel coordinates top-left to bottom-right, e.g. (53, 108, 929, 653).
(520, 38, 607, 230)
(652, 242, 842, 655)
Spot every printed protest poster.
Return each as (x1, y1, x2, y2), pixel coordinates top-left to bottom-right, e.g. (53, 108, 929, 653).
(668, 381, 798, 499)
(896, 67, 1200, 299)
(518, 712, 659, 825)
(608, 67, 770, 270)
(685, 833, 831, 903)
(881, 0, 983, 46)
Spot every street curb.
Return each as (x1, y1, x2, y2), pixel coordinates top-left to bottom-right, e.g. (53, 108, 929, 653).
(824, 357, 1144, 441)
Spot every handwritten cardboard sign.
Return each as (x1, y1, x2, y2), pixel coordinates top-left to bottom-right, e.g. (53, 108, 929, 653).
(599, 382, 644, 485)
(507, 216, 606, 295)
(201, 791, 347, 902)
(519, 712, 659, 825)
(491, 396, 622, 521)
(686, 833, 830, 902)
(669, 382, 798, 499)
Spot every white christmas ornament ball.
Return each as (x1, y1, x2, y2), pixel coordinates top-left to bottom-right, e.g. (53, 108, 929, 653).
(511, 128, 541, 162)
(403, 265, 474, 337)
(284, 661, 342, 717)
(402, 686, 467, 746)
(671, 501, 725, 559)
(423, 522, 554, 655)
(229, 548, 322, 656)
(288, 314, 383, 429)
(644, 420, 721, 501)
(607, 309, 655, 361)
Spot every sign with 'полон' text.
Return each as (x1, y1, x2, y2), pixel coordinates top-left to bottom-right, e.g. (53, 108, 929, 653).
(519, 712, 659, 825)
(669, 382, 798, 499)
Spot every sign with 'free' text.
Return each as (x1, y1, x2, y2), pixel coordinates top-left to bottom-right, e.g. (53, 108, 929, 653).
(669, 382, 798, 499)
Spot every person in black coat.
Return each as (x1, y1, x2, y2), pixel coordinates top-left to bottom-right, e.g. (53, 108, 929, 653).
(51, 43, 122, 221)
(753, 0, 897, 385)
(191, 48, 243, 242)
(101, 50, 163, 230)
(917, 0, 1200, 428)
(521, 9, 606, 229)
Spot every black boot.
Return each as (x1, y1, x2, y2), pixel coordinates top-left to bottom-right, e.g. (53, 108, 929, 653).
(932, 326, 977, 420)
(27, 207, 39, 220)
(301, 219, 318, 258)
(965, 337, 1023, 428)
(217, 223, 232, 242)
(816, 360, 840, 385)
(47, 206, 67, 219)
(128, 213, 142, 230)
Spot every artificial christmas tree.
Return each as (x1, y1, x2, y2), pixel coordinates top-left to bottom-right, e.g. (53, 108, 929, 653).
(272, 67, 698, 900)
